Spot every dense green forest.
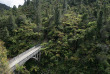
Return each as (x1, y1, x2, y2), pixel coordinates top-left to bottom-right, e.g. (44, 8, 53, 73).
(0, 0, 110, 74)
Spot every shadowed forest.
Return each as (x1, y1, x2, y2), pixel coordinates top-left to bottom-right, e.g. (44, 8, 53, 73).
(0, 0, 110, 74)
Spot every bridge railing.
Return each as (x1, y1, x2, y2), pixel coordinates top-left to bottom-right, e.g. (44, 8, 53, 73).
(10, 46, 41, 71)
(9, 45, 40, 64)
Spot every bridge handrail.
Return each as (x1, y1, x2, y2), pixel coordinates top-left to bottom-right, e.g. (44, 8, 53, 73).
(16, 47, 40, 66)
(17, 46, 41, 65)
(9, 45, 40, 64)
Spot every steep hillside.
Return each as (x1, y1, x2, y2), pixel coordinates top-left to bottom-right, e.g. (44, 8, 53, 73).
(0, 0, 110, 74)
(0, 3, 10, 10)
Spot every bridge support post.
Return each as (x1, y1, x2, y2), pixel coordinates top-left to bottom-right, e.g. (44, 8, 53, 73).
(32, 52, 41, 61)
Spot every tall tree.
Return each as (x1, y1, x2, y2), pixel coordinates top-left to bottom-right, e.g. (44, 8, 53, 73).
(63, 0, 67, 13)
(8, 14, 17, 31)
(34, 0, 42, 31)
(103, 0, 108, 25)
(27, 0, 31, 5)
(12, 5, 17, 16)
(97, 11, 103, 31)
(54, 4, 60, 25)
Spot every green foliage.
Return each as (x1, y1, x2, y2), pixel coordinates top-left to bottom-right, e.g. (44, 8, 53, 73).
(0, 0, 110, 73)
(0, 40, 11, 74)
(16, 64, 30, 74)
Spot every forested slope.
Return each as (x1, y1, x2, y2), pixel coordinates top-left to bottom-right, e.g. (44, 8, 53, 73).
(0, 3, 10, 10)
(0, 0, 110, 74)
